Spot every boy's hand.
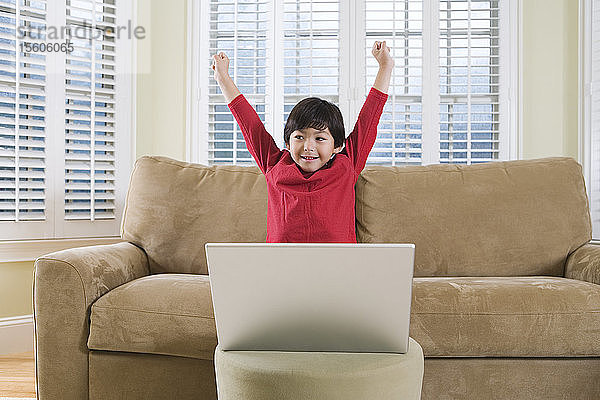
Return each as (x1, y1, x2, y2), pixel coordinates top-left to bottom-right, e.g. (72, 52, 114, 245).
(372, 41, 394, 69)
(211, 51, 241, 103)
(212, 52, 230, 81)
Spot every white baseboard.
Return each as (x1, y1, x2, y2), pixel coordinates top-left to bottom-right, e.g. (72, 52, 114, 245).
(0, 315, 34, 355)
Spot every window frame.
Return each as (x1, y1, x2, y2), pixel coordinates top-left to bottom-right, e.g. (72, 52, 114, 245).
(187, 0, 520, 166)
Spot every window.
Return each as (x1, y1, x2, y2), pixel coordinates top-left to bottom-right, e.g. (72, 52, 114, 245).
(365, 0, 423, 165)
(0, 0, 133, 241)
(282, 0, 340, 131)
(582, 0, 600, 239)
(207, 0, 268, 164)
(438, 0, 501, 164)
(0, 0, 47, 226)
(191, 0, 516, 167)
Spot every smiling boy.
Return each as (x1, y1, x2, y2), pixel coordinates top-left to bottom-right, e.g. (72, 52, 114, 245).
(213, 41, 393, 242)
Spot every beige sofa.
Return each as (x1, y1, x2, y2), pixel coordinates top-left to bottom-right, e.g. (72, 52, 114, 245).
(34, 155, 600, 399)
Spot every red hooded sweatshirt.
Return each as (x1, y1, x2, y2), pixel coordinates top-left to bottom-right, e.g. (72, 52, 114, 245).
(228, 87, 388, 243)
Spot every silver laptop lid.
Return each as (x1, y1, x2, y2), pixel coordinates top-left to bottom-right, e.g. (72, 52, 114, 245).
(206, 243, 415, 353)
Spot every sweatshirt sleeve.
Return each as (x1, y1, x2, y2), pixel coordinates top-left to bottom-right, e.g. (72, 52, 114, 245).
(228, 94, 283, 174)
(344, 87, 388, 176)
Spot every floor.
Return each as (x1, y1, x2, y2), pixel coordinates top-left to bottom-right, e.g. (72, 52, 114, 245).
(0, 351, 36, 398)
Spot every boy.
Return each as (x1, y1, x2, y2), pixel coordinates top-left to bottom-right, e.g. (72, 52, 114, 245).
(213, 41, 393, 243)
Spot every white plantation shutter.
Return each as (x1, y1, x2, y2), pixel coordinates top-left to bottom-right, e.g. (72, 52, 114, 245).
(0, 0, 131, 241)
(0, 0, 52, 238)
(365, 0, 423, 165)
(364, 0, 501, 166)
(439, 0, 500, 164)
(64, 0, 117, 222)
(283, 0, 339, 129)
(207, 0, 268, 165)
(588, 0, 600, 238)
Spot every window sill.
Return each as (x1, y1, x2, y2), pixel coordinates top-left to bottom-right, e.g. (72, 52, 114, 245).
(0, 237, 126, 263)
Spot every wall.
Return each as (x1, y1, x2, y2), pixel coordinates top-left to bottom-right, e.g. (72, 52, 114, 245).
(522, 0, 579, 160)
(0, 262, 34, 317)
(0, 0, 581, 319)
(136, 0, 188, 160)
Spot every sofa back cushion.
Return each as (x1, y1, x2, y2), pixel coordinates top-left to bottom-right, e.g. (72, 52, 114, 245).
(355, 157, 591, 277)
(121, 156, 267, 274)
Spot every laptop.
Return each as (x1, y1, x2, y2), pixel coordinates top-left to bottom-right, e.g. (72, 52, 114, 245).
(205, 243, 415, 353)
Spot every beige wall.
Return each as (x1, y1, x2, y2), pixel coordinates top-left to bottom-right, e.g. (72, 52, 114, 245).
(136, 0, 188, 160)
(0, 0, 581, 319)
(0, 262, 34, 318)
(522, 0, 579, 160)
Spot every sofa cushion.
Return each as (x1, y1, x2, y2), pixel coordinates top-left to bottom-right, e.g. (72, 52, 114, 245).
(88, 274, 217, 360)
(356, 157, 591, 276)
(121, 156, 267, 274)
(411, 276, 600, 357)
(89, 274, 600, 360)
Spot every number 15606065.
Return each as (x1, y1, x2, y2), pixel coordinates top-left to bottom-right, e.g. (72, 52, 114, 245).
(19, 39, 74, 54)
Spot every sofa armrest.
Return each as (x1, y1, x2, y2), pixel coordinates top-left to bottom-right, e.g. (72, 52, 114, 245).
(33, 241, 149, 400)
(564, 243, 600, 285)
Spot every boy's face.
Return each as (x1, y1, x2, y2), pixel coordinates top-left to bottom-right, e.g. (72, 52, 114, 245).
(286, 127, 343, 173)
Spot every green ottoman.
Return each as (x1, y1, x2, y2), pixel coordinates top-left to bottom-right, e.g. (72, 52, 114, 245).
(214, 337, 424, 399)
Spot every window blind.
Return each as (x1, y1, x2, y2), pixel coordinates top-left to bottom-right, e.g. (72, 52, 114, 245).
(208, 0, 268, 165)
(439, 0, 500, 164)
(0, 0, 47, 222)
(65, 0, 117, 220)
(0, 0, 130, 240)
(283, 0, 339, 129)
(365, 0, 423, 166)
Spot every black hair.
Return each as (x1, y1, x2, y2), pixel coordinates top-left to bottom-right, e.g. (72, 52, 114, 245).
(284, 97, 345, 148)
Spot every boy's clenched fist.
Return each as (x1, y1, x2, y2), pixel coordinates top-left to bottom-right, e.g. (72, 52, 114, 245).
(372, 41, 394, 69)
(212, 52, 230, 82)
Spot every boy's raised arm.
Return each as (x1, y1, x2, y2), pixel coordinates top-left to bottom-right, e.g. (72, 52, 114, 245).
(213, 52, 281, 174)
(217, 75, 241, 104)
(345, 41, 393, 175)
(372, 54, 393, 94)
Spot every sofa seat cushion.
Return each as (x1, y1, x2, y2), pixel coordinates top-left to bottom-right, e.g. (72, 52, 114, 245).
(411, 276, 600, 357)
(88, 274, 217, 360)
